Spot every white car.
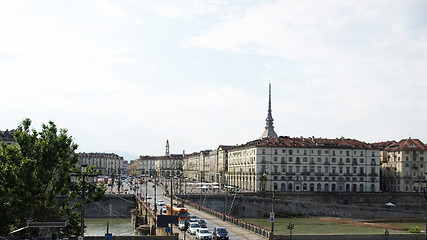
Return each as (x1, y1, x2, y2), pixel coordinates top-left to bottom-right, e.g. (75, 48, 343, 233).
(157, 200, 165, 206)
(187, 222, 201, 235)
(196, 228, 212, 240)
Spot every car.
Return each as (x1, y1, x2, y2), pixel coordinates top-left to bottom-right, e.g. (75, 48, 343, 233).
(197, 218, 207, 228)
(212, 227, 229, 240)
(157, 200, 165, 206)
(187, 222, 201, 235)
(196, 228, 212, 240)
(146, 195, 152, 199)
(161, 205, 167, 214)
(178, 220, 189, 231)
(188, 216, 198, 222)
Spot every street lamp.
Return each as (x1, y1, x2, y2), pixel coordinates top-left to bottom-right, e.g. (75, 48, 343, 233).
(71, 163, 98, 240)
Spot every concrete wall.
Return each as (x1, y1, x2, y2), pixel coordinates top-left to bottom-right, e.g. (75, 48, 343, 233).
(273, 234, 424, 240)
(84, 194, 136, 218)
(179, 192, 425, 219)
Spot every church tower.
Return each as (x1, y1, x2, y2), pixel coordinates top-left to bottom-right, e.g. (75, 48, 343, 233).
(261, 82, 278, 139)
(165, 139, 170, 156)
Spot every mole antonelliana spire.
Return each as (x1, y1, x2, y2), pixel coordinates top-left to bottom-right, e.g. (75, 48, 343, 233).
(261, 82, 278, 139)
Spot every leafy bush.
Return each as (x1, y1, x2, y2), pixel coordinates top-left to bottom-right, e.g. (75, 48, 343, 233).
(409, 226, 421, 233)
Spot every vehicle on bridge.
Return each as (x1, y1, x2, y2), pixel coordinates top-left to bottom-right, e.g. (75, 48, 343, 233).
(212, 227, 229, 240)
(196, 228, 212, 240)
(166, 204, 188, 222)
(187, 222, 201, 235)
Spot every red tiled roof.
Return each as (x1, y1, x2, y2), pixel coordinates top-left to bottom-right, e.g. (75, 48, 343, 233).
(385, 138, 427, 151)
(233, 136, 375, 150)
(371, 141, 396, 149)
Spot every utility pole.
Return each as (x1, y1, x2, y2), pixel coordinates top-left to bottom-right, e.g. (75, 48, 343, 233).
(145, 176, 148, 223)
(170, 177, 173, 235)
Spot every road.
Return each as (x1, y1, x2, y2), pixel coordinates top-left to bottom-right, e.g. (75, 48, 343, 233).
(143, 178, 266, 240)
(106, 177, 266, 239)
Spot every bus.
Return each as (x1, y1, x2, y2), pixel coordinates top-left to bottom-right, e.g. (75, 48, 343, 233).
(166, 204, 188, 222)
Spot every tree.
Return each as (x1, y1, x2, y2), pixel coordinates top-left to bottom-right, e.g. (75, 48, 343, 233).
(0, 118, 105, 237)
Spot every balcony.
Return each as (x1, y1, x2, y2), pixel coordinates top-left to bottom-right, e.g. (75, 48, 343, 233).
(301, 172, 310, 176)
(329, 173, 339, 176)
(315, 172, 324, 176)
(324, 161, 330, 165)
(369, 173, 378, 176)
(338, 161, 344, 165)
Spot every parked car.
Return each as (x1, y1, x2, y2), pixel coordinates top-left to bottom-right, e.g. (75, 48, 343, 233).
(212, 227, 229, 240)
(157, 200, 165, 206)
(187, 222, 201, 235)
(196, 228, 212, 240)
(146, 195, 152, 199)
(161, 205, 167, 214)
(197, 218, 207, 228)
(178, 220, 189, 231)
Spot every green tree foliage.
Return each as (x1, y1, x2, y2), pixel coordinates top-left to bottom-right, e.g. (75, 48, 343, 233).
(0, 119, 105, 236)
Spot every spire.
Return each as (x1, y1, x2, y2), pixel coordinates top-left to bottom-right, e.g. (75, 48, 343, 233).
(165, 139, 170, 156)
(261, 82, 278, 139)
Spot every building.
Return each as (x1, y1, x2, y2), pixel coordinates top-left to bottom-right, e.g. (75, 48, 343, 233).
(225, 136, 381, 192)
(78, 152, 124, 176)
(182, 150, 211, 182)
(0, 129, 17, 145)
(379, 138, 427, 192)
(130, 140, 183, 178)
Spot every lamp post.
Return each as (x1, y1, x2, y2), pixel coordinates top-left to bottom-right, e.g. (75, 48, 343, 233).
(70, 163, 98, 240)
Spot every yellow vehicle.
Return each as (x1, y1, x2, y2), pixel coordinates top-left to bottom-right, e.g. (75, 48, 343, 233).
(166, 204, 188, 222)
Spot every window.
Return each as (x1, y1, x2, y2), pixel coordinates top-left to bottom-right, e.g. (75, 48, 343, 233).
(262, 149, 266, 154)
(317, 157, 322, 163)
(274, 149, 278, 155)
(289, 157, 293, 162)
(274, 156, 277, 162)
(303, 157, 308, 162)
(289, 149, 293, 155)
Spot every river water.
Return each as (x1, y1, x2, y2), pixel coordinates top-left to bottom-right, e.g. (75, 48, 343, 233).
(85, 218, 133, 236)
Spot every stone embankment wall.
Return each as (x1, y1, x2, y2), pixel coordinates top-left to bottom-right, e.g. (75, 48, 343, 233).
(84, 194, 136, 218)
(180, 192, 425, 219)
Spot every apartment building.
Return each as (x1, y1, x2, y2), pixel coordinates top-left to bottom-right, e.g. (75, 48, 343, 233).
(226, 136, 381, 192)
(380, 138, 427, 192)
(78, 152, 124, 176)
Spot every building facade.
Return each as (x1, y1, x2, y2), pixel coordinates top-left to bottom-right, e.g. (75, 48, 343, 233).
(78, 152, 124, 176)
(380, 138, 427, 192)
(226, 136, 381, 192)
(182, 150, 211, 182)
(0, 129, 17, 145)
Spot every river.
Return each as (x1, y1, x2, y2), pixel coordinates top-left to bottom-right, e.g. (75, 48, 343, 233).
(85, 218, 133, 236)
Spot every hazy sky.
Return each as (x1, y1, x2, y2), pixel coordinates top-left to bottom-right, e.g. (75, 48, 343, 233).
(1, 1, 427, 160)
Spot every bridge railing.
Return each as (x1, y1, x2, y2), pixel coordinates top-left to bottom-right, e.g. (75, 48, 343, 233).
(169, 194, 272, 239)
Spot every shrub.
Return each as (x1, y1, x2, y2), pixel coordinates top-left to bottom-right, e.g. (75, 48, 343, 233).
(409, 226, 421, 233)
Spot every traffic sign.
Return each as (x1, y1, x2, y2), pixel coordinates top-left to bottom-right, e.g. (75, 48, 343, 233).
(270, 212, 275, 218)
(270, 217, 274, 222)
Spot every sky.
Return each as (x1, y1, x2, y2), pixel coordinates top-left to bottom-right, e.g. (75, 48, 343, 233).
(1, 0, 427, 161)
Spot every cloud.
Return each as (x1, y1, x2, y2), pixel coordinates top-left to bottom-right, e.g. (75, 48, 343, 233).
(147, 0, 229, 19)
(135, 17, 143, 24)
(95, 0, 127, 18)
